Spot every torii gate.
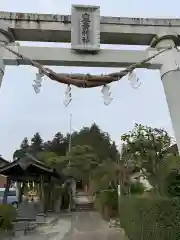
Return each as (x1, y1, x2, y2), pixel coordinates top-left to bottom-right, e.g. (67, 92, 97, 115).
(0, 5, 180, 152)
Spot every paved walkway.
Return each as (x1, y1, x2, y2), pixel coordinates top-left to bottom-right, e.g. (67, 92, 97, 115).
(4, 195, 127, 240)
(9, 214, 71, 240)
(9, 211, 127, 240)
(62, 211, 127, 240)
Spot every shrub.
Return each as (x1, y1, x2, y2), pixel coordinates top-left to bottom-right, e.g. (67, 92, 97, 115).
(0, 204, 17, 231)
(120, 196, 180, 240)
(99, 189, 118, 210)
(163, 172, 180, 197)
(94, 189, 118, 220)
(94, 196, 104, 215)
(130, 182, 145, 195)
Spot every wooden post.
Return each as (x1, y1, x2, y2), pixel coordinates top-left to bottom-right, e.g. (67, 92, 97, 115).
(40, 175, 45, 212)
(48, 175, 53, 211)
(18, 181, 25, 203)
(3, 177, 11, 204)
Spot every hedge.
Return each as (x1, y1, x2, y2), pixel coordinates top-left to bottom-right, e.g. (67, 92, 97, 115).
(120, 196, 180, 240)
(99, 189, 118, 210)
(0, 204, 17, 231)
(94, 189, 118, 220)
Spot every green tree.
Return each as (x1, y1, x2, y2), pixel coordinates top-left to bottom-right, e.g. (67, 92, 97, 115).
(20, 137, 29, 150)
(71, 123, 119, 162)
(90, 160, 119, 193)
(90, 159, 133, 196)
(37, 145, 98, 183)
(60, 145, 100, 184)
(37, 151, 59, 167)
(14, 123, 119, 162)
(43, 140, 52, 152)
(13, 137, 30, 161)
(50, 132, 68, 156)
(121, 123, 172, 194)
(31, 132, 43, 154)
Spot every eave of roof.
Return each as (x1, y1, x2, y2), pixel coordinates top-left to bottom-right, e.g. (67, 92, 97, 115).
(0, 154, 62, 179)
(0, 156, 9, 165)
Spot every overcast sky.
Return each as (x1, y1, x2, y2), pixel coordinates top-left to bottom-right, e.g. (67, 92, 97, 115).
(0, 0, 179, 161)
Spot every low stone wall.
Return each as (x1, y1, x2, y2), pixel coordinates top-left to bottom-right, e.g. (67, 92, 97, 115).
(0, 230, 13, 239)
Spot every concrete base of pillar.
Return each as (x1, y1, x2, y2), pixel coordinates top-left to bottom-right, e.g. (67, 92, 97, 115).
(14, 229, 26, 237)
(36, 213, 46, 223)
(54, 198, 62, 213)
(13, 221, 28, 237)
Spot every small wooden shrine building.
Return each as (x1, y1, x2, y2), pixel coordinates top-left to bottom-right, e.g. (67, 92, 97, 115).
(0, 154, 64, 211)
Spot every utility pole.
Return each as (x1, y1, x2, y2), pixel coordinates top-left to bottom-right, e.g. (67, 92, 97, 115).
(67, 114, 76, 211)
(68, 114, 72, 153)
(117, 145, 122, 215)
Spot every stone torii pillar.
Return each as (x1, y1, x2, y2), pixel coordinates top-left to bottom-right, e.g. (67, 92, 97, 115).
(151, 34, 180, 153)
(0, 22, 15, 87)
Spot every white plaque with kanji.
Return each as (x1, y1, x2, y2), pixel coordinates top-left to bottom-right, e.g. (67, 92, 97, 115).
(71, 5, 100, 52)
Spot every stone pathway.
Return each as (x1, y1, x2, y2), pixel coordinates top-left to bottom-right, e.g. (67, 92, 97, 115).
(3, 194, 127, 240)
(62, 211, 127, 240)
(5, 211, 127, 240)
(39, 214, 72, 240)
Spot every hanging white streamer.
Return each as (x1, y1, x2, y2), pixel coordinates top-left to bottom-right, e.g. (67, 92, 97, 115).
(32, 84, 41, 94)
(101, 85, 113, 105)
(63, 85, 72, 107)
(32, 69, 45, 94)
(128, 70, 141, 89)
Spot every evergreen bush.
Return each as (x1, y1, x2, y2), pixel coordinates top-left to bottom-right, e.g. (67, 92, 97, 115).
(120, 196, 180, 240)
(0, 204, 16, 231)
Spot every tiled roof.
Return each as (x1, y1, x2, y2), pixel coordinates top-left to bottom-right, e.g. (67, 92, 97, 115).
(0, 156, 9, 166)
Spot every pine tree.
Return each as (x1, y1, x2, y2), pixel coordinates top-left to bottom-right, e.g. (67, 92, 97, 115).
(20, 137, 29, 151)
(31, 132, 43, 154)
